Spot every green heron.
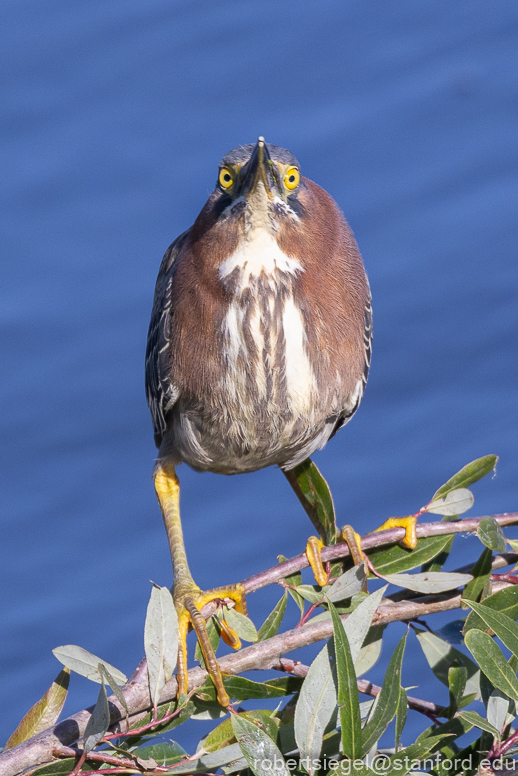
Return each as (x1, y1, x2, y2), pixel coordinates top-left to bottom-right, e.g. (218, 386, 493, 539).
(146, 137, 415, 706)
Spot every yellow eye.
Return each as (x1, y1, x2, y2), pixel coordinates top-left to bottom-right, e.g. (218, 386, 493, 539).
(219, 167, 234, 189)
(284, 166, 300, 190)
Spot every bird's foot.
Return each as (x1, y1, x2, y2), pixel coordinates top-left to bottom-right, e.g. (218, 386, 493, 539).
(174, 582, 246, 707)
(306, 525, 366, 587)
(373, 515, 418, 549)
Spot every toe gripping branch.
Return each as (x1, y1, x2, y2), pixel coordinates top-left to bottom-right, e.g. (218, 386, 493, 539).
(175, 584, 247, 708)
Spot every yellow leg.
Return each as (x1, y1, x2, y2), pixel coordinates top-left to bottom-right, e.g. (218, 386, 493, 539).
(374, 516, 418, 549)
(306, 526, 367, 588)
(306, 536, 328, 587)
(154, 463, 246, 707)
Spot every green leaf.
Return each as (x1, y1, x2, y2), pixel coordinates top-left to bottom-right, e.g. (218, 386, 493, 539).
(231, 713, 290, 776)
(426, 488, 474, 516)
(83, 679, 110, 754)
(421, 535, 454, 573)
(342, 585, 387, 666)
(98, 663, 128, 716)
(361, 633, 407, 755)
(461, 548, 493, 608)
(224, 607, 258, 643)
(194, 614, 220, 665)
(257, 592, 288, 641)
(378, 735, 451, 776)
(465, 629, 518, 701)
(447, 665, 467, 716)
(329, 602, 362, 759)
(31, 761, 86, 775)
(487, 688, 509, 735)
(291, 584, 324, 604)
(325, 564, 366, 602)
(144, 584, 179, 715)
(196, 675, 302, 702)
(52, 645, 127, 685)
(468, 600, 518, 658)
(395, 687, 407, 751)
(433, 455, 498, 499)
(294, 641, 336, 771)
(279, 556, 304, 614)
(477, 516, 507, 553)
(355, 625, 386, 677)
(5, 668, 70, 749)
(464, 586, 518, 634)
(286, 458, 339, 545)
(134, 741, 188, 767)
(129, 699, 195, 736)
(367, 534, 455, 575)
(458, 711, 501, 740)
(415, 629, 480, 698)
(169, 743, 244, 774)
(379, 571, 472, 594)
(202, 710, 278, 753)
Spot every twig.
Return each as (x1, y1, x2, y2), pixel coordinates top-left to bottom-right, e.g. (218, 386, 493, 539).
(272, 658, 445, 720)
(2, 512, 517, 776)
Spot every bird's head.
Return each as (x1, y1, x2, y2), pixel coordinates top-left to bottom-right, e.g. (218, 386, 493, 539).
(189, 137, 315, 250)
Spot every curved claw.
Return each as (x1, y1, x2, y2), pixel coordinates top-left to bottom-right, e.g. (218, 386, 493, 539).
(306, 536, 328, 587)
(374, 515, 418, 549)
(175, 583, 246, 707)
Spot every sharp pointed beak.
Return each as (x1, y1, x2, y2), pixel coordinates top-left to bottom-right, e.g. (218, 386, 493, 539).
(239, 136, 283, 200)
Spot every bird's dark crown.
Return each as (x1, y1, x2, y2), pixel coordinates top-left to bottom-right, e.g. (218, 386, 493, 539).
(220, 142, 299, 169)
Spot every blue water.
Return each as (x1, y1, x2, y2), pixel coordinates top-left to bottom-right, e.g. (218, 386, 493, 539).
(1, 0, 517, 755)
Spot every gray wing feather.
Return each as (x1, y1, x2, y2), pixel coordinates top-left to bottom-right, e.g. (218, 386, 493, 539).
(145, 228, 190, 446)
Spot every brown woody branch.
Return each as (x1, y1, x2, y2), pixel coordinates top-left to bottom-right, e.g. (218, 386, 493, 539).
(1, 512, 517, 776)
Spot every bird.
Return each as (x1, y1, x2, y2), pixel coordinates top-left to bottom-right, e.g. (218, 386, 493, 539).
(145, 137, 415, 706)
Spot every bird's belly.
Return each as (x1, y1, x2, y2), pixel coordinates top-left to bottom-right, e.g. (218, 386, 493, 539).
(169, 286, 346, 475)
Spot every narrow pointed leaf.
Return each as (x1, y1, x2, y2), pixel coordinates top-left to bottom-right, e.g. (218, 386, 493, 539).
(258, 592, 288, 641)
(5, 668, 70, 749)
(426, 488, 474, 516)
(477, 516, 507, 553)
(224, 607, 258, 642)
(326, 564, 366, 602)
(231, 713, 290, 776)
(395, 687, 407, 751)
(342, 585, 387, 666)
(361, 633, 407, 755)
(415, 630, 480, 698)
(367, 534, 455, 575)
(465, 629, 518, 701)
(294, 641, 336, 771)
(291, 584, 324, 604)
(468, 600, 518, 658)
(52, 645, 127, 685)
(462, 548, 493, 608)
(133, 741, 187, 767)
(464, 586, 518, 634)
(279, 555, 304, 614)
(196, 674, 302, 702)
(421, 535, 455, 573)
(487, 688, 509, 735)
(447, 665, 467, 715)
(433, 456, 498, 499)
(144, 585, 179, 714)
(379, 571, 472, 594)
(83, 680, 110, 754)
(329, 602, 362, 759)
(458, 711, 501, 739)
(355, 625, 386, 677)
(98, 663, 128, 715)
(287, 459, 339, 545)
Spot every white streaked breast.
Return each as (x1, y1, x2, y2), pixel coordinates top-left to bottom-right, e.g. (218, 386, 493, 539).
(282, 295, 317, 414)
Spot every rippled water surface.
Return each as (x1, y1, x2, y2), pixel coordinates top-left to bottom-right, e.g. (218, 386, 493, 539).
(1, 0, 517, 751)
